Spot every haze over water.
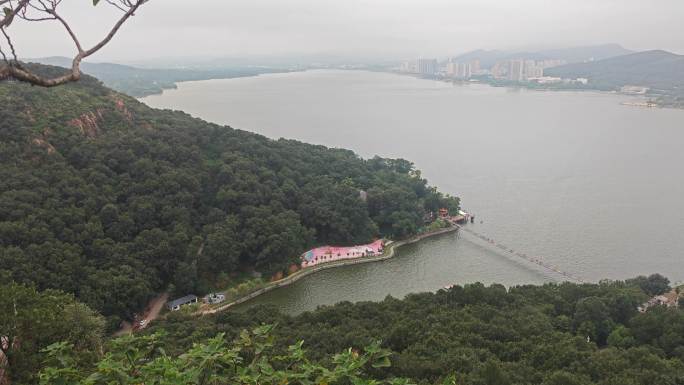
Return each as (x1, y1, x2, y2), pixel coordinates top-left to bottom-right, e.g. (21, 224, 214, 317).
(143, 70, 684, 314)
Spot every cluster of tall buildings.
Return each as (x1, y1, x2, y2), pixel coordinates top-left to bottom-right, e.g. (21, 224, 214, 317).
(399, 58, 441, 76)
(398, 57, 566, 82)
(417, 59, 438, 76)
(399, 58, 482, 79)
(445, 59, 481, 79)
(491, 59, 566, 82)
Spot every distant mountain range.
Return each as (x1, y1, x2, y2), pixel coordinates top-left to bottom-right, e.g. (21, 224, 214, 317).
(545, 50, 684, 92)
(30, 57, 291, 97)
(452, 44, 634, 68)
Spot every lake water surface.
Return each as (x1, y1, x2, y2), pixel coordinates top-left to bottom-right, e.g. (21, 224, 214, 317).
(142, 70, 684, 314)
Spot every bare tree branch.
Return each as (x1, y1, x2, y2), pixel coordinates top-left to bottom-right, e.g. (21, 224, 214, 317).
(0, 26, 18, 61)
(0, 43, 7, 63)
(104, 0, 128, 13)
(84, 0, 146, 57)
(0, 0, 148, 87)
(48, 9, 84, 54)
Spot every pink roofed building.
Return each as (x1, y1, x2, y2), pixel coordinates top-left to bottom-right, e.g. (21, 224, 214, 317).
(301, 239, 384, 268)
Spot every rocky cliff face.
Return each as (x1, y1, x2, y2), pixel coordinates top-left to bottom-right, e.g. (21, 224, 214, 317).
(68, 110, 104, 139)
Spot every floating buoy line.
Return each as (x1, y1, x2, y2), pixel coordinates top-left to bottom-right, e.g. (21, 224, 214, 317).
(453, 221, 586, 284)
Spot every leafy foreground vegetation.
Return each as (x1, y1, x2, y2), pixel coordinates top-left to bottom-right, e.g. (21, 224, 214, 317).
(4, 275, 683, 384)
(39, 325, 404, 385)
(0, 64, 459, 328)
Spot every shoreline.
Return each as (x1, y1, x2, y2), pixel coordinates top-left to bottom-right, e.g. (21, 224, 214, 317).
(137, 69, 303, 100)
(620, 100, 659, 108)
(202, 225, 459, 314)
(381, 69, 676, 110)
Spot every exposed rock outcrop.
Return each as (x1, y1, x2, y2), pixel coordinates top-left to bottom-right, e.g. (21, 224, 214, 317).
(68, 109, 104, 139)
(112, 97, 133, 122)
(31, 128, 57, 155)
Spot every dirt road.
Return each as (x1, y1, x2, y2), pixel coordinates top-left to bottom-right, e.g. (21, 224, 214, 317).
(113, 292, 169, 336)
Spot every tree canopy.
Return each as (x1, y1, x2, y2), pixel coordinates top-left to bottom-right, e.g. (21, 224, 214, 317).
(145, 279, 681, 385)
(0, 282, 104, 384)
(13, 278, 684, 385)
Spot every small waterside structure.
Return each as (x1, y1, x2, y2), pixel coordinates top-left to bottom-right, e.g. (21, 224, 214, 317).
(167, 294, 198, 311)
(301, 239, 384, 268)
(449, 209, 473, 224)
(427, 208, 473, 224)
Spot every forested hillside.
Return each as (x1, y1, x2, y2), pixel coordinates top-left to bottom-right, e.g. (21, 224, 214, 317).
(32, 56, 291, 97)
(545, 50, 684, 91)
(21, 276, 684, 385)
(0, 64, 459, 328)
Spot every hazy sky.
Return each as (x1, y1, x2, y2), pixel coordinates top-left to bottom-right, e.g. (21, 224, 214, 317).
(11, 0, 684, 63)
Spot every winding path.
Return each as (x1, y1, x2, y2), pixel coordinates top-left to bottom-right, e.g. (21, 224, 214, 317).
(113, 292, 169, 336)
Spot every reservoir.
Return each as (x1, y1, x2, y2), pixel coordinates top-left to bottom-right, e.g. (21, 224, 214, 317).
(142, 70, 684, 314)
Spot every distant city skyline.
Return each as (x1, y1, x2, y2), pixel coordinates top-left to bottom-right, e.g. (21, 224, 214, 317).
(399, 54, 591, 87)
(8, 0, 684, 63)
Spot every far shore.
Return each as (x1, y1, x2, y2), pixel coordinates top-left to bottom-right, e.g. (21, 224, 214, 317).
(136, 68, 303, 100)
(379, 69, 676, 110)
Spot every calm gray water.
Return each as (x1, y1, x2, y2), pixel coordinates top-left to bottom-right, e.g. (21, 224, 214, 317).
(143, 70, 684, 314)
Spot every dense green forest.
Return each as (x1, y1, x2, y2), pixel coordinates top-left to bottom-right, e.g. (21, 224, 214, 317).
(143, 275, 682, 385)
(4, 275, 682, 384)
(0, 64, 459, 328)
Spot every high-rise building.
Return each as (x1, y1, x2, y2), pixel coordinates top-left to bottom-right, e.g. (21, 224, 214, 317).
(458, 63, 472, 79)
(491, 61, 507, 79)
(508, 59, 524, 82)
(470, 60, 481, 75)
(446, 59, 474, 79)
(524, 61, 544, 80)
(417, 58, 438, 76)
(446, 60, 459, 77)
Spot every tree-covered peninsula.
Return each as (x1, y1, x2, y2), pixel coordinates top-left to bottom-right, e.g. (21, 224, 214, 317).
(0, 64, 459, 328)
